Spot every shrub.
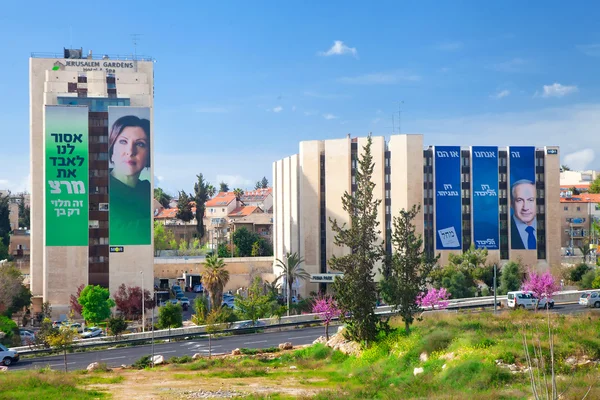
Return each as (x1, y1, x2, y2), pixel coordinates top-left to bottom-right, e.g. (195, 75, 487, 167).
(497, 351, 516, 364)
(441, 359, 511, 390)
(580, 270, 597, 289)
(239, 347, 280, 355)
(293, 343, 332, 360)
(169, 355, 193, 364)
(421, 330, 453, 354)
(132, 355, 152, 369)
(570, 263, 590, 282)
(581, 339, 600, 359)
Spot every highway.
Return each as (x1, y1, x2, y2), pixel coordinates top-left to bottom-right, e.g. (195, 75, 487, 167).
(8, 303, 597, 372)
(9, 325, 334, 372)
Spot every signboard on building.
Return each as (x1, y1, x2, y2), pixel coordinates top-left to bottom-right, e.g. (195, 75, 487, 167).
(309, 273, 343, 283)
(45, 105, 89, 246)
(434, 146, 462, 250)
(108, 107, 152, 246)
(471, 146, 499, 250)
(547, 148, 558, 155)
(509, 146, 537, 250)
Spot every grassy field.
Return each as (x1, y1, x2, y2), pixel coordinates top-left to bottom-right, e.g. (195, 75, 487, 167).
(1, 310, 599, 399)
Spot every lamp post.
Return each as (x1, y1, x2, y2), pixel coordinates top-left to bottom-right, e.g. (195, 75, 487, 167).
(493, 264, 497, 314)
(141, 270, 145, 333)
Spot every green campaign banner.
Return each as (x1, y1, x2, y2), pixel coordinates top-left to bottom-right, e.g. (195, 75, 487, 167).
(45, 106, 89, 246)
(108, 107, 152, 245)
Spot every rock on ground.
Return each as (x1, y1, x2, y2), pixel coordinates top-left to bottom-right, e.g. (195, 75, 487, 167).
(231, 348, 241, 355)
(152, 355, 164, 365)
(279, 342, 293, 350)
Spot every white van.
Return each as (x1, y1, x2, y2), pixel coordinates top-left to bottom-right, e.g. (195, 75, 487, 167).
(507, 291, 554, 310)
(0, 343, 19, 366)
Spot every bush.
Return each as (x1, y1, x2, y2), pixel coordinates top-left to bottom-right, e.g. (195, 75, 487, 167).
(0, 315, 18, 345)
(132, 355, 152, 369)
(169, 355, 193, 364)
(580, 270, 597, 289)
(441, 359, 511, 390)
(570, 263, 590, 282)
(420, 330, 453, 354)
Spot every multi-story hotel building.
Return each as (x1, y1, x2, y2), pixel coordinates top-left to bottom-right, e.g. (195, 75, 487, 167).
(30, 48, 154, 317)
(273, 134, 560, 296)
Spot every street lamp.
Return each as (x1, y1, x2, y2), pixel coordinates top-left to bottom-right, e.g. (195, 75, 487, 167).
(151, 290, 156, 368)
(140, 270, 145, 333)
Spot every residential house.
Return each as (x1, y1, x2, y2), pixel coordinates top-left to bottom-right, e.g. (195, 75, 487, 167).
(205, 192, 239, 249)
(240, 188, 273, 213)
(229, 205, 273, 244)
(560, 193, 600, 250)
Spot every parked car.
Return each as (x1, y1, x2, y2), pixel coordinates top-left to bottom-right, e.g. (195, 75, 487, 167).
(222, 295, 236, 309)
(193, 284, 204, 293)
(81, 327, 103, 339)
(178, 297, 190, 307)
(65, 323, 83, 333)
(19, 329, 36, 345)
(507, 291, 554, 309)
(0, 343, 19, 366)
(52, 320, 65, 328)
(580, 291, 600, 308)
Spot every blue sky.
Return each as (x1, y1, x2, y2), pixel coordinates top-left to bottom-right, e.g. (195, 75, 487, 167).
(2, 1, 600, 195)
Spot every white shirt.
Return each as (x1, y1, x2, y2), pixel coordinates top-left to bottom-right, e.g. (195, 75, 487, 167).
(513, 215, 537, 250)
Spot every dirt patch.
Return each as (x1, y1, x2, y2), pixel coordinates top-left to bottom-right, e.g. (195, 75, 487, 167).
(85, 368, 323, 399)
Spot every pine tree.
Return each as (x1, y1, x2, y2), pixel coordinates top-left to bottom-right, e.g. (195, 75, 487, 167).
(261, 176, 269, 188)
(379, 205, 439, 334)
(194, 174, 210, 239)
(329, 135, 385, 345)
(219, 182, 230, 193)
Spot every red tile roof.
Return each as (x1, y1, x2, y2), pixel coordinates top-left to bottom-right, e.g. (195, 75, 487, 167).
(206, 192, 237, 207)
(228, 206, 261, 217)
(560, 193, 600, 203)
(155, 206, 197, 219)
(241, 188, 272, 202)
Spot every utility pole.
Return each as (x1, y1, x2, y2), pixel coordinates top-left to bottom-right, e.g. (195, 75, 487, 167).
(493, 264, 497, 313)
(141, 271, 145, 333)
(151, 291, 155, 367)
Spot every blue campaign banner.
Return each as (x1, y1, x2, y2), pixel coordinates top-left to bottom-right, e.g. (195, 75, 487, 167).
(509, 146, 536, 250)
(435, 146, 462, 250)
(471, 146, 499, 250)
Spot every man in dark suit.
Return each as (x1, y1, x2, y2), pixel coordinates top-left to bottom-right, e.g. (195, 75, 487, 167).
(510, 179, 537, 250)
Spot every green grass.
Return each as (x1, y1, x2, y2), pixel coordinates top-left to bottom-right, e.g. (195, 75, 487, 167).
(0, 371, 109, 399)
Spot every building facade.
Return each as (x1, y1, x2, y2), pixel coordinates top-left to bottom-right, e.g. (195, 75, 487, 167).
(560, 193, 600, 250)
(30, 49, 154, 316)
(273, 134, 561, 296)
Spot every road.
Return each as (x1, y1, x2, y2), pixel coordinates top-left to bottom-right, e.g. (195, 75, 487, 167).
(9, 325, 334, 372)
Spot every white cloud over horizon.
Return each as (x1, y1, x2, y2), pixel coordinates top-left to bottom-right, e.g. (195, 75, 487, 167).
(491, 89, 510, 99)
(540, 83, 578, 98)
(338, 70, 420, 85)
(318, 40, 358, 57)
(273, 106, 283, 113)
(563, 148, 595, 171)
(323, 113, 338, 120)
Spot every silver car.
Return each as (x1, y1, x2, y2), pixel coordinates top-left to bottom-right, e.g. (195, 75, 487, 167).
(580, 291, 600, 308)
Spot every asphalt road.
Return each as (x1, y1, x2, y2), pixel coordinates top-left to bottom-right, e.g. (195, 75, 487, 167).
(9, 325, 335, 372)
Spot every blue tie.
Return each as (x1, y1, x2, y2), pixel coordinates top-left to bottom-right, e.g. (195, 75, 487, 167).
(525, 226, 536, 250)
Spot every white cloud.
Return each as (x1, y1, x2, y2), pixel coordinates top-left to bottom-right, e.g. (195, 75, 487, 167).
(540, 83, 578, 98)
(412, 104, 600, 167)
(491, 58, 528, 73)
(292, 105, 297, 112)
(563, 149, 595, 171)
(338, 70, 420, 85)
(215, 174, 255, 188)
(303, 110, 318, 116)
(318, 40, 358, 57)
(273, 106, 283, 113)
(0, 173, 30, 194)
(491, 89, 510, 99)
(323, 113, 338, 120)
(436, 41, 463, 51)
(196, 107, 228, 113)
(577, 44, 600, 57)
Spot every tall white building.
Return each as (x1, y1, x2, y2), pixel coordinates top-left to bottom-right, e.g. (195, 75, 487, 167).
(30, 48, 154, 316)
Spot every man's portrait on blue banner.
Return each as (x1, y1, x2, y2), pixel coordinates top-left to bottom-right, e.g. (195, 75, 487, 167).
(472, 146, 499, 250)
(434, 146, 462, 250)
(509, 146, 536, 250)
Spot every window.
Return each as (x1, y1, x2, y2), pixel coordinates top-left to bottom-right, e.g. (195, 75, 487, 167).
(89, 220, 99, 229)
(385, 205, 390, 214)
(99, 203, 109, 211)
(385, 190, 390, 199)
(564, 206, 568, 211)
(577, 206, 581, 211)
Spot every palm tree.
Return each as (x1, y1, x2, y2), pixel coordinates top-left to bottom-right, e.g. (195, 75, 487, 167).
(154, 187, 172, 208)
(202, 254, 230, 311)
(206, 184, 216, 198)
(233, 188, 244, 201)
(275, 252, 310, 316)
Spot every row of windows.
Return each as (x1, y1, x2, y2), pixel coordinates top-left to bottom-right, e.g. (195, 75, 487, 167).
(89, 256, 108, 263)
(90, 153, 109, 161)
(90, 170, 109, 177)
(89, 135, 108, 144)
(90, 237, 109, 245)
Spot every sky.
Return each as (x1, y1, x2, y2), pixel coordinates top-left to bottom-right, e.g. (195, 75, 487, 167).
(1, 1, 600, 196)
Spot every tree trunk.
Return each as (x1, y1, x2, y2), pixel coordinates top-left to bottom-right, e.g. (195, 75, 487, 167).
(209, 333, 212, 359)
(63, 349, 68, 372)
(325, 322, 329, 341)
(405, 320, 410, 335)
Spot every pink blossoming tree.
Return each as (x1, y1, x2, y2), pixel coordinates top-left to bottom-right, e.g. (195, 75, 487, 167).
(312, 294, 342, 341)
(521, 269, 559, 310)
(416, 288, 451, 312)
